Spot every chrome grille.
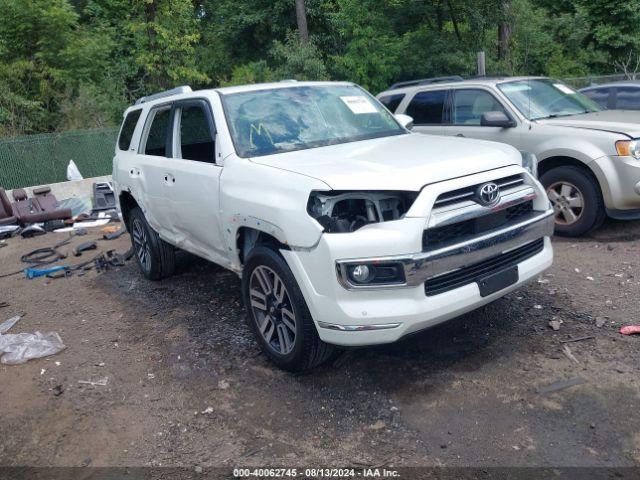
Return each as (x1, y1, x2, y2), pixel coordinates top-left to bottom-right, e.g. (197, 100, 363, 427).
(423, 201, 534, 249)
(424, 238, 544, 296)
(433, 174, 524, 208)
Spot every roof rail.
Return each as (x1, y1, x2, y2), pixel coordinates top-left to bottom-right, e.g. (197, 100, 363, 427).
(135, 86, 192, 105)
(387, 76, 464, 90)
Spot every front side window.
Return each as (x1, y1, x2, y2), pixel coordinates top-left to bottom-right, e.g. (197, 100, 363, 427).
(615, 86, 640, 110)
(118, 109, 142, 151)
(452, 89, 508, 125)
(378, 93, 405, 112)
(405, 90, 446, 125)
(222, 85, 405, 157)
(144, 108, 171, 157)
(178, 104, 215, 163)
(498, 79, 600, 120)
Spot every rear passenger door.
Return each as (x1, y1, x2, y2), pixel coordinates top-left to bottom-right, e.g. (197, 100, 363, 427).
(167, 99, 226, 263)
(444, 88, 522, 148)
(404, 89, 447, 136)
(136, 105, 180, 243)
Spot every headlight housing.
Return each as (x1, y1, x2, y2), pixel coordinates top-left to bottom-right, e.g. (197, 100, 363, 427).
(615, 140, 640, 159)
(520, 151, 538, 177)
(307, 190, 418, 233)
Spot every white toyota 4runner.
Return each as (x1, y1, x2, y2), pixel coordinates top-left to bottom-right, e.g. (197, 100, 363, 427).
(113, 81, 554, 371)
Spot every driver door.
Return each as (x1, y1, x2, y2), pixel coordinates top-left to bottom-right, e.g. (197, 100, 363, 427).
(165, 99, 227, 264)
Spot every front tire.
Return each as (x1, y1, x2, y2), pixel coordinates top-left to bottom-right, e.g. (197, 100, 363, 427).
(540, 165, 605, 237)
(128, 207, 176, 280)
(242, 246, 335, 372)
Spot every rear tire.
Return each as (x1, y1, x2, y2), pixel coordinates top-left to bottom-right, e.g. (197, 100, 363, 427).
(128, 207, 175, 280)
(540, 165, 605, 237)
(242, 246, 335, 372)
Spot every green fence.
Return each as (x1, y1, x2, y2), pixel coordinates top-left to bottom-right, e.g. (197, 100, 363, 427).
(0, 127, 119, 190)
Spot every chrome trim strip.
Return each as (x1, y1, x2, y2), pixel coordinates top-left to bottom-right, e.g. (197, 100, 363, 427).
(317, 321, 402, 331)
(428, 186, 537, 228)
(336, 209, 554, 290)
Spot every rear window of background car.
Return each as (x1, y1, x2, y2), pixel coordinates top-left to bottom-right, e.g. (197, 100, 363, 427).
(118, 109, 142, 151)
(406, 90, 446, 124)
(378, 93, 405, 112)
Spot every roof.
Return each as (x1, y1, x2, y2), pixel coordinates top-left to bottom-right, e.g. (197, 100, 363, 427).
(379, 76, 548, 95)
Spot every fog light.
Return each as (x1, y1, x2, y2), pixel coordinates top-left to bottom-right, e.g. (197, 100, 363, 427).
(349, 264, 373, 283)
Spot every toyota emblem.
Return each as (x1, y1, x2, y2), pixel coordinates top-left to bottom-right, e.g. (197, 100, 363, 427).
(476, 182, 500, 206)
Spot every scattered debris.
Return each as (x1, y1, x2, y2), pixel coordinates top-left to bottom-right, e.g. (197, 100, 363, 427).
(595, 317, 607, 328)
(574, 268, 581, 273)
(536, 377, 587, 394)
(218, 379, 230, 390)
(548, 319, 562, 331)
(0, 315, 66, 365)
(586, 276, 594, 281)
(201, 406, 214, 414)
(537, 277, 550, 284)
(0, 315, 22, 333)
(561, 335, 595, 344)
(562, 345, 579, 364)
(78, 377, 108, 387)
(0, 302, 8, 308)
(620, 325, 640, 336)
(52, 385, 64, 396)
(533, 304, 543, 310)
(369, 420, 386, 430)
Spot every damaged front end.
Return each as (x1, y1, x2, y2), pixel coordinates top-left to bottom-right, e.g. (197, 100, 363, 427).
(306, 191, 418, 233)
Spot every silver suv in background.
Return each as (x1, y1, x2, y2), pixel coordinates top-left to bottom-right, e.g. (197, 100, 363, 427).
(379, 77, 640, 236)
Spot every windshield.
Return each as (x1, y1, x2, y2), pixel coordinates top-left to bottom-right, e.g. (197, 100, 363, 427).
(498, 79, 601, 120)
(221, 84, 405, 157)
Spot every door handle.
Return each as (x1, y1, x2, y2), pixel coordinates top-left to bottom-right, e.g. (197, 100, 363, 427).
(129, 167, 141, 178)
(163, 173, 176, 185)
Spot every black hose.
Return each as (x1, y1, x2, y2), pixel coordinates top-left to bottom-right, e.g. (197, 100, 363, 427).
(20, 237, 72, 266)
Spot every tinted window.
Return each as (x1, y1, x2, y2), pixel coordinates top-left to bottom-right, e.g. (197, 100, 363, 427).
(405, 90, 446, 125)
(378, 93, 405, 112)
(581, 88, 610, 109)
(452, 89, 507, 125)
(144, 108, 171, 157)
(615, 86, 640, 110)
(118, 109, 141, 151)
(179, 105, 215, 163)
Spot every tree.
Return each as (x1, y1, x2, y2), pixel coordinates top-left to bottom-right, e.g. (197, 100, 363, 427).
(295, 0, 309, 43)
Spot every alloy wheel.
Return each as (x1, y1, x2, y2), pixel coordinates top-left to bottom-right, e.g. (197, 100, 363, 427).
(249, 266, 296, 355)
(132, 218, 151, 273)
(547, 181, 584, 226)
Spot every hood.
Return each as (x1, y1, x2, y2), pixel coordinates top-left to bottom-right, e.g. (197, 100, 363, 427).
(249, 133, 520, 191)
(537, 110, 640, 138)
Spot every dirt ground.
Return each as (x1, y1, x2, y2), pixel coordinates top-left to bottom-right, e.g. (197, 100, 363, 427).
(0, 218, 639, 469)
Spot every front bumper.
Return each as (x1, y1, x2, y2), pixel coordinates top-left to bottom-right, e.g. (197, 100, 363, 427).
(591, 154, 640, 213)
(282, 207, 555, 347)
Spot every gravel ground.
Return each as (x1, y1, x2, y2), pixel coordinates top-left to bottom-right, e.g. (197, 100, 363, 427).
(0, 219, 639, 469)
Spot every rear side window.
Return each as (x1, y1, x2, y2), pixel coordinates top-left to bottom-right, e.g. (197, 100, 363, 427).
(406, 90, 446, 125)
(615, 86, 640, 110)
(118, 109, 141, 151)
(144, 108, 171, 157)
(378, 93, 405, 112)
(179, 104, 215, 163)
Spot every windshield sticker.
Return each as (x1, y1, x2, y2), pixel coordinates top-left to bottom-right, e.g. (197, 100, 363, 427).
(554, 83, 576, 95)
(340, 96, 377, 114)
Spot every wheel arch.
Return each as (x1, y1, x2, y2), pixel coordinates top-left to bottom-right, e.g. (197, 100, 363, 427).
(537, 156, 606, 200)
(236, 226, 290, 267)
(118, 191, 139, 230)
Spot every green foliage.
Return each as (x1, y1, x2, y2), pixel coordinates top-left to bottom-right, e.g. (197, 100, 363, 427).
(1, 0, 638, 136)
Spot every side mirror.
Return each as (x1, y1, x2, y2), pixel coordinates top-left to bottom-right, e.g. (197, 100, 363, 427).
(480, 111, 516, 128)
(394, 113, 414, 130)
